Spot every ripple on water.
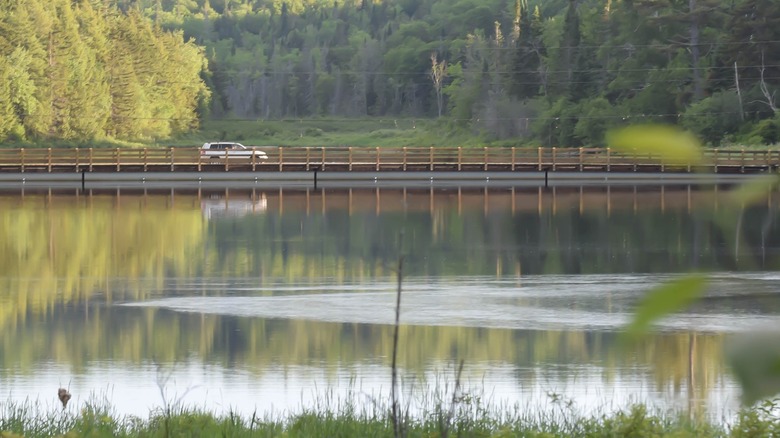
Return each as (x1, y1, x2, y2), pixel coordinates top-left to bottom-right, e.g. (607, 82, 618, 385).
(122, 273, 780, 333)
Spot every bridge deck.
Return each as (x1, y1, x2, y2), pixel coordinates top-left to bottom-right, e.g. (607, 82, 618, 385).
(0, 146, 776, 174)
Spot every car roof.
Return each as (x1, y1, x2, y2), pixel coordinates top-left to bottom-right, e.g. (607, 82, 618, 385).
(205, 142, 245, 148)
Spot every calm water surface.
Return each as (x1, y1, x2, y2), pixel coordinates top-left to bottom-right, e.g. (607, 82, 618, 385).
(1, 185, 780, 419)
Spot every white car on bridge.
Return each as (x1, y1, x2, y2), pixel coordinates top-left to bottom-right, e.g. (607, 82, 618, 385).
(200, 142, 268, 160)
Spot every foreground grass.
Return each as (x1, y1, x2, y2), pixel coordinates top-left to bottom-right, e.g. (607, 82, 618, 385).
(2, 398, 779, 438)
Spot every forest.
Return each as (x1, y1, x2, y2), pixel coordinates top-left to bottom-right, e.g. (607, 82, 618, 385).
(0, 0, 779, 147)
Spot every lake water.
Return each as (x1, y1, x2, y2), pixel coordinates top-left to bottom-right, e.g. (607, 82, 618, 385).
(1, 184, 780, 420)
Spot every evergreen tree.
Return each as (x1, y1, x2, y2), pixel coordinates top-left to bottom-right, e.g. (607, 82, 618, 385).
(509, 3, 546, 100)
(555, 0, 581, 98)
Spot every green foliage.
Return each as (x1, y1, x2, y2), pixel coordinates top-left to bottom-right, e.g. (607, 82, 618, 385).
(573, 97, 617, 146)
(619, 124, 780, 406)
(1, 397, 778, 437)
(728, 334, 780, 406)
(533, 97, 579, 147)
(727, 174, 780, 206)
(681, 91, 744, 145)
(606, 124, 704, 166)
(743, 117, 780, 146)
(730, 401, 780, 438)
(0, 0, 209, 143)
(621, 275, 708, 343)
(3, 0, 780, 146)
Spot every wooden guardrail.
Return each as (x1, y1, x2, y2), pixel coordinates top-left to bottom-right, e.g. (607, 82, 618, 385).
(0, 146, 777, 173)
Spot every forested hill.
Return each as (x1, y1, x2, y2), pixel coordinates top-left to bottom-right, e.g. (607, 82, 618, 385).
(0, 0, 210, 144)
(1, 0, 779, 147)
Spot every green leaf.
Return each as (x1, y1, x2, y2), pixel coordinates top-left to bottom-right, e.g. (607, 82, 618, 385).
(622, 275, 707, 342)
(606, 124, 703, 166)
(728, 174, 780, 206)
(727, 333, 780, 406)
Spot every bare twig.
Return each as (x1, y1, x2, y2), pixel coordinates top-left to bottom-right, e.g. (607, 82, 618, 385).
(758, 51, 778, 113)
(441, 360, 465, 438)
(391, 254, 405, 438)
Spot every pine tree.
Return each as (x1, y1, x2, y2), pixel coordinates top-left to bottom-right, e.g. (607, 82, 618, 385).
(509, 3, 546, 100)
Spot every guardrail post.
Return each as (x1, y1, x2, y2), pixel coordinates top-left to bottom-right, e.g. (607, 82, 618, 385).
(89, 148, 93, 172)
(376, 146, 380, 171)
(403, 147, 407, 171)
(170, 147, 175, 171)
(537, 147, 542, 171)
(741, 148, 745, 173)
(552, 147, 557, 171)
(46, 147, 52, 172)
(305, 147, 310, 171)
(713, 149, 718, 173)
(349, 147, 353, 171)
(606, 148, 611, 172)
(321, 147, 326, 171)
(511, 147, 516, 171)
(429, 146, 434, 171)
(225, 148, 230, 171)
(144, 148, 149, 172)
(632, 149, 637, 172)
(20, 148, 24, 173)
(116, 147, 121, 172)
(579, 147, 583, 171)
(484, 147, 488, 171)
(251, 150, 256, 171)
(75, 148, 80, 172)
(197, 148, 202, 172)
(458, 146, 463, 171)
(278, 147, 283, 171)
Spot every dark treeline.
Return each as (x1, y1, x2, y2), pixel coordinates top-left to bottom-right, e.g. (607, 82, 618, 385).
(1, 0, 779, 146)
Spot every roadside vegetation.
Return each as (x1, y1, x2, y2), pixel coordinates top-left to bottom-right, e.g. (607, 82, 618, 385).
(1, 394, 779, 438)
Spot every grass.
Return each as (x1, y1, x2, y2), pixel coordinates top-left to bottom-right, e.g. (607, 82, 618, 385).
(2, 387, 779, 437)
(178, 118, 490, 148)
(3, 117, 779, 149)
(0, 118, 510, 149)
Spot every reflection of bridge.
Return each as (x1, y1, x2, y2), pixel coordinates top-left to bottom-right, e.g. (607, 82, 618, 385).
(6, 185, 773, 217)
(201, 194, 267, 220)
(0, 146, 777, 174)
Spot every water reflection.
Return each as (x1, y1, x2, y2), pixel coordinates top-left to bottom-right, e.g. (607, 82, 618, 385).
(0, 185, 778, 419)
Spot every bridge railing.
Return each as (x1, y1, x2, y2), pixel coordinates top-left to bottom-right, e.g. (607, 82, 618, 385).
(0, 146, 778, 173)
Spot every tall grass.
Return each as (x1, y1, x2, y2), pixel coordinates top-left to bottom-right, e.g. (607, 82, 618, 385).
(2, 390, 778, 437)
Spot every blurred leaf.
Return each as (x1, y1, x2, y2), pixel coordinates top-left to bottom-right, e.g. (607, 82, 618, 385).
(727, 333, 780, 406)
(622, 275, 707, 343)
(606, 124, 703, 166)
(728, 174, 780, 206)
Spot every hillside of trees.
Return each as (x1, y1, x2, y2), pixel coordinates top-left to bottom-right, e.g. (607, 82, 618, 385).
(1, 0, 779, 147)
(0, 0, 210, 144)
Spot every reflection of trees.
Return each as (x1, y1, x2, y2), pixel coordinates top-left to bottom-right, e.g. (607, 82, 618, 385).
(209, 187, 780, 279)
(0, 187, 775, 405)
(0, 195, 205, 329)
(0, 305, 728, 401)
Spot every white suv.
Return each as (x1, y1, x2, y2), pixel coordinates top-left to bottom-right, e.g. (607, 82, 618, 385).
(200, 142, 268, 160)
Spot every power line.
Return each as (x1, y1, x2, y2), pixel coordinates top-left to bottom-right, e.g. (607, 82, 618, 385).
(206, 64, 780, 77)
